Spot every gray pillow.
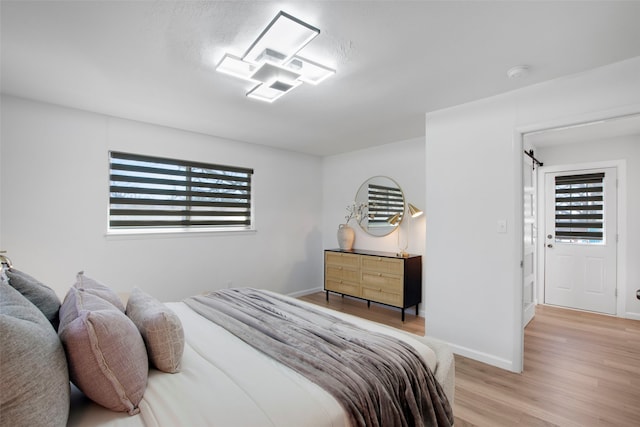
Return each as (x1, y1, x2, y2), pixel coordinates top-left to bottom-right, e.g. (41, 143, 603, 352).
(126, 287, 185, 373)
(0, 282, 70, 426)
(72, 272, 125, 312)
(59, 286, 148, 415)
(6, 268, 61, 330)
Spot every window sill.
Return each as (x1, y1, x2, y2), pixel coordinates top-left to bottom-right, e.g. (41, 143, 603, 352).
(105, 227, 257, 240)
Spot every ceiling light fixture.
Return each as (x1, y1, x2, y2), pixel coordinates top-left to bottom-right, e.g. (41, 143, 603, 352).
(216, 11, 335, 102)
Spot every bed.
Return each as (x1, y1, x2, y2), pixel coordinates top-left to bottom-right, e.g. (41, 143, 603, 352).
(1, 261, 454, 427)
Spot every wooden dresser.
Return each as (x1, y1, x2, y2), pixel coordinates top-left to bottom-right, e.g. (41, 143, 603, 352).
(324, 249, 422, 321)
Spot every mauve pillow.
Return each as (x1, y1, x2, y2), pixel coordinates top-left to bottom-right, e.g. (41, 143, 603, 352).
(6, 268, 61, 329)
(72, 271, 125, 312)
(126, 287, 185, 373)
(58, 286, 148, 415)
(0, 282, 70, 426)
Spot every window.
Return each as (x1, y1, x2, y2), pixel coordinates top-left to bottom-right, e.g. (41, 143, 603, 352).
(109, 152, 253, 231)
(554, 172, 604, 244)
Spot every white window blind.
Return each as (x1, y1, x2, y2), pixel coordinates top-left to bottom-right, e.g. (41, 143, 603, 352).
(109, 152, 253, 230)
(555, 172, 604, 243)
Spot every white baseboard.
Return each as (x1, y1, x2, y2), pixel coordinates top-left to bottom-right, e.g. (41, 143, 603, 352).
(287, 286, 323, 298)
(447, 342, 517, 372)
(624, 311, 640, 321)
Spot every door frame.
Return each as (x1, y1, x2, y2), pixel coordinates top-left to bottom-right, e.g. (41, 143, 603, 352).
(537, 160, 626, 317)
(512, 104, 638, 373)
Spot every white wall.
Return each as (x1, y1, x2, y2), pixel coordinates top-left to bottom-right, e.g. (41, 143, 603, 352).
(536, 135, 640, 319)
(0, 95, 323, 301)
(321, 138, 426, 307)
(425, 56, 640, 371)
(322, 138, 426, 255)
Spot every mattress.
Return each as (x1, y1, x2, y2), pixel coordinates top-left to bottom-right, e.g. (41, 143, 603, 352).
(68, 295, 439, 427)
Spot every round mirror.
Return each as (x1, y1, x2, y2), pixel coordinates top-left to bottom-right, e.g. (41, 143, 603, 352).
(354, 176, 405, 237)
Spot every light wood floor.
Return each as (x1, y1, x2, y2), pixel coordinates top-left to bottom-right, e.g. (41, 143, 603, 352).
(300, 292, 640, 427)
(299, 291, 425, 335)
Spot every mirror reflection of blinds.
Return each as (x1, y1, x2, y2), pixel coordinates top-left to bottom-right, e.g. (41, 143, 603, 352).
(555, 172, 604, 243)
(109, 152, 253, 229)
(367, 184, 404, 225)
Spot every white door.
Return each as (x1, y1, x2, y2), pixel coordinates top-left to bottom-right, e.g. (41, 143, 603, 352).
(544, 168, 617, 315)
(523, 154, 536, 326)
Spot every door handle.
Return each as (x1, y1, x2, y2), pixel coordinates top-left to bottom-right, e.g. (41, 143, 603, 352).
(547, 244, 553, 248)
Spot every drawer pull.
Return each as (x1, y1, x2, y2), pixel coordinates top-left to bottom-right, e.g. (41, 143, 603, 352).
(377, 273, 382, 276)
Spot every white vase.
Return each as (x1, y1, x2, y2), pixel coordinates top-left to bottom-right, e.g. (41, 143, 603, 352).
(337, 224, 355, 250)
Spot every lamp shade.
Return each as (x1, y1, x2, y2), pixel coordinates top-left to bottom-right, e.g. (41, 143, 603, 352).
(387, 213, 401, 226)
(408, 203, 423, 218)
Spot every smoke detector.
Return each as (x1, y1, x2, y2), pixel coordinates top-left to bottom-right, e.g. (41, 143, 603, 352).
(507, 65, 530, 79)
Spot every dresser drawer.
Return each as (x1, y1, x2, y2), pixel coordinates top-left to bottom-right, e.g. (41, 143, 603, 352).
(326, 264, 360, 282)
(325, 251, 360, 269)
(361, 256, 403, 275)
(361, 271, 403, 293)
(325, 279, 360, 297)
(361, 287, 402, 307)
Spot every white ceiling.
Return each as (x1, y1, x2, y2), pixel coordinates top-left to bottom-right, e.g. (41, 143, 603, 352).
(2, 1, 640, 156)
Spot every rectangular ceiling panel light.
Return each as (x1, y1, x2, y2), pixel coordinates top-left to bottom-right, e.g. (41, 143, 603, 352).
(286, 56, 335, 85)
(250, 62, 300, 85)
(243, 11, 320, 64)
(246, 80, 301, 103)
(216, 10, 332, 102)
(256, 48, 286, 64)
(216, 54, 256, 80)
(246, 84, 284, 103)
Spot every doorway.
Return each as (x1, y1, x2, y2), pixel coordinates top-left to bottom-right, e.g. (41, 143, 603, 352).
(517, 111, 640, 373)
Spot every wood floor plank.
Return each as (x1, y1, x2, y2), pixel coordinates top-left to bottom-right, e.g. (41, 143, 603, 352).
(298, 292, 424, 335)
(299, 293, 640, 426)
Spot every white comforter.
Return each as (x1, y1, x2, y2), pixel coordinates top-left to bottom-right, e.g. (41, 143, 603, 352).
(68, 296, 436, 427)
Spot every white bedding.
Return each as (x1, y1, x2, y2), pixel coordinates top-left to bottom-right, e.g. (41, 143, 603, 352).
(68, 295, 437, 427)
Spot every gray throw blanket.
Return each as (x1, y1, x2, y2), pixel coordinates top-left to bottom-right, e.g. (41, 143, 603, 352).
(184, 288, 453, 427)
